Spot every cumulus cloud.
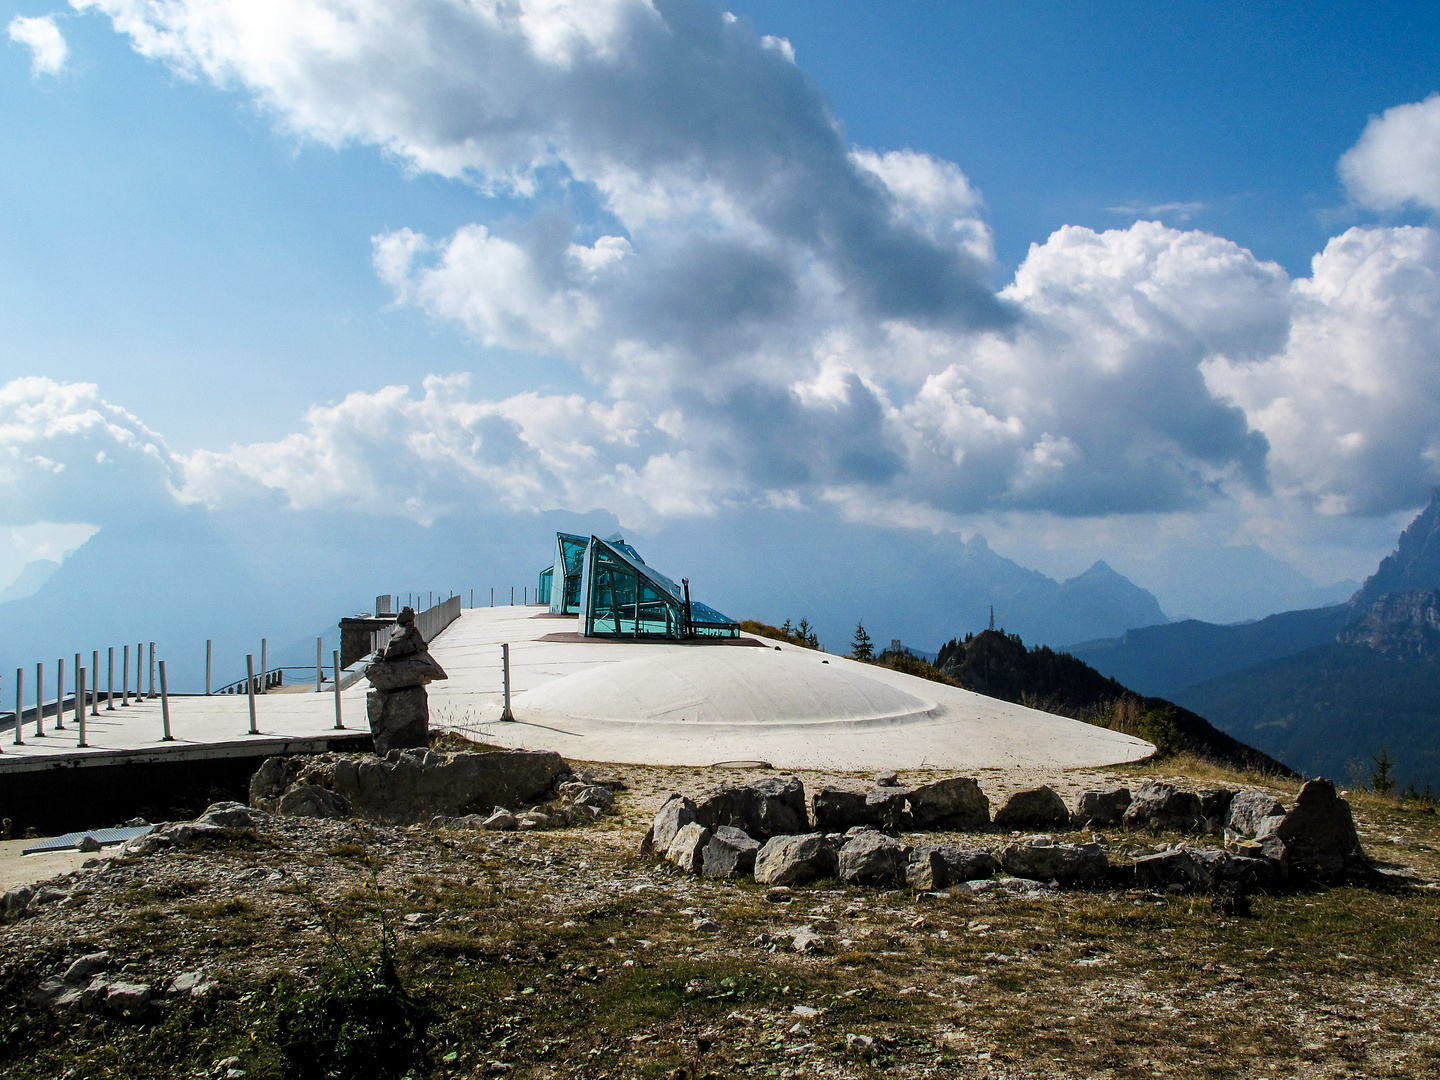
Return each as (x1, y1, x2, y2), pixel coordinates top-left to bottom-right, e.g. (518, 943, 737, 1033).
(68, 1, 1440, 531)
(1340, 94, 1440, 213)
(9, 13, 68, 75)
(1204, 225, 1440, 516)
(0, 377, 176, 523)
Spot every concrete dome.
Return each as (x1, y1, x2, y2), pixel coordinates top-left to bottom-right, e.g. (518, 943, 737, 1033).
(515, 647, 936, 726)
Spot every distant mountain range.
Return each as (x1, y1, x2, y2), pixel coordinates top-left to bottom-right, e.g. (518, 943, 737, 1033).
(1072, 492, 1440, 788)
(0, 559, 60, 604)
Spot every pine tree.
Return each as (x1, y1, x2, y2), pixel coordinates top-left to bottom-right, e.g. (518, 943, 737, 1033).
(796, 618, 813, 648)
(850, 621, 874, 661)
(780, 619, 794, 644)
(1370, 746, 1396, 796)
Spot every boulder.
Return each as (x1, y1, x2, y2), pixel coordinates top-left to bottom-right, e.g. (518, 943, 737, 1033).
(993, 786, 1070, 829)
(195, 802, 256, 829)
(665, 822, 712, 874)
(1191, 848, 1279, 891)
(366, 685, 430, 755)
(862, 788, 913, 831)
(811, 788, 870, 832)
(694, 777, 808, 839)
(1133, 847, 1210, 892)
(1122, 782, 1205, 832)
(276, 785, 353, 820)
(250, 749, 569, 826)
(101, 981, 152, 1017)
(1071, 788, 1132, 828)
(754, 834, 837, 886)
(1226, 790, 1287, 839)
(1254, 779, 1367, 880)
(1199, 789, 1237, 829)
(836, 830, 910, 886)
(905, 844, 1001, 890)
(482, 809, 517, 831)
(1000, 839, 1108, 885)
(63, 953, 110, 984)
(702, 826, 762, 878)
(643, 795, 699, 856)
(907, 777, 990, 829)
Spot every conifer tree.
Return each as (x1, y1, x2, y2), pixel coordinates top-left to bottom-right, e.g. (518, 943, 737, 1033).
(850, 621, 874, 661)
(796, 618, 814, 648)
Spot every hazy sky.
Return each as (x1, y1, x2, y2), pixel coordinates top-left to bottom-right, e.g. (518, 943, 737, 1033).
(5, 0, 1440, 622)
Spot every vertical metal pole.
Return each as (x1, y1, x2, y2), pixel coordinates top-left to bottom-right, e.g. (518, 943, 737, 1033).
(499, 643, 514, 721)
(206, 639, 212, 696)
(159, 660, 173, 741)
(470, 588, 474, 609)
(510, 586, 514, 606)
(245, 654, 258, 735)
(35, 662, 44, 737)
(55, 658, 64, 729)
(107, 647, 115, 710)
(316, 636, 323, 692)
(91, 650, 99, 715)
(148, 642, 156, 698)
(524, 587, 527, 605)
(260, 638, 267, 695)
(490, 587, 494, 607)
(11, 667, 20, 746)
(332, 650, 343, 730)
(136, 642, 142, 702)
(76, 668, 87, 748)
(122, 644, 130, 706)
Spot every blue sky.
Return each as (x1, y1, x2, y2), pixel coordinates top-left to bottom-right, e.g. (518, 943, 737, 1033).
(5, 0, 1440, 635)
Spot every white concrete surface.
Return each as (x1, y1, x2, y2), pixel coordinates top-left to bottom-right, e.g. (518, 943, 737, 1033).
(0, 606, 1153, 773)
(422, 607, 1154, 771)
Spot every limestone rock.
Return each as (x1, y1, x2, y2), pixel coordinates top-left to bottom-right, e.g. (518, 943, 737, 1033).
(1071, 788, 1131, 828)
(836, 830, 909, 886)
(1000, 838, 1108, 885)
(644, 795, 699, 856)
(1226, 790, 1287, 838)
(364, 652, 447, 692)
(702, 826, 761, 879)
(367, 685, 430, 755)
(1254, 779, 1367, 880)
(1192, 848, 1279, 891)
(993, 786, 1070, 829)
(1122, 782, 1205, 832)
(196, 802, 256, 829)
(693, 777, 807, 839)
(483, 809, 517, 831)
(665, 822, 712, 874)
(277, 784, 353, 819)
(1133, 847, 1210, 892)
(63, 953, 110, 984)
(1199, 789, 1237, 829)
(907, 777, 990, 829)
(102, 981, 152, 1017)
(862, 788, 912, 831)
(811, 788, 870, 832)
(905, 844, 1001, 890)
(251, 749, 568, 825)
(754, 834, 837, 886)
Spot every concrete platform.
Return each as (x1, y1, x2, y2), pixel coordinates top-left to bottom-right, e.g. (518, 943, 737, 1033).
(0, 606, 1152, 778)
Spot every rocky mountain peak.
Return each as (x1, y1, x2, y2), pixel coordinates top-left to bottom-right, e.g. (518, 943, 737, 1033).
(1350, 490, 1440, 611)
(1338, 589, 1440, 657)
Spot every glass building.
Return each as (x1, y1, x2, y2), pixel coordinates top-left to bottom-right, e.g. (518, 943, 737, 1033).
(539, 532, 739, 640)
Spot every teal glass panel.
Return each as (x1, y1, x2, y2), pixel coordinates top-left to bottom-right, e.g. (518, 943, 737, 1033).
(537, 566, 553, 606)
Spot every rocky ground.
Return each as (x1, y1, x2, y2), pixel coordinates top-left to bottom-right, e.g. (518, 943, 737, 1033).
(1, 751, 1438, 1080)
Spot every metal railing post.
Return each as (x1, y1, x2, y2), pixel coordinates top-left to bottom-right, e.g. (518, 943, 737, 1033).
(260, 638, 267, 695)
(206, 639, 212, 696)
(332, 649, 343, 729)
(500, 643, 514, 721)
(76, 668, 87, 748)
(316, 636, 323, 692)
(148, 642, 156, 698)
(107, 647, 115, 710)
(13, 667, 22, 745)
(245, 654, 258, 735)
(55, 658, 64, 729)
(34, 662, 44, 738)
(136, 642, 142, 703)
(122, 645, 130, 706)
(91, 650, 99, 715)
(74, 652, 82, 722)
(159, 660, 174, 741)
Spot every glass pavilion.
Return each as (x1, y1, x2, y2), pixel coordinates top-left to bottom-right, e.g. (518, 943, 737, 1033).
(537, 533, 739, 640)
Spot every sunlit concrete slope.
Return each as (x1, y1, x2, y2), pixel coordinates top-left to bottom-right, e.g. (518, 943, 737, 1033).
(425, 607, 1154, 771)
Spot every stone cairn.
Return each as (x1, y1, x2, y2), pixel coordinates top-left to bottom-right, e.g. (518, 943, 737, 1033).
(364, 607, 448, 754)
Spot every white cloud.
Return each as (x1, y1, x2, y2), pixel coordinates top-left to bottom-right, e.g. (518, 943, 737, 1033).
(9, 14, 68, 75)
(64, 3, 1440, 537)
(1340, 93, 1440, 213)
(1203, 225, 1440, 516)
(0, 376, 176, 523)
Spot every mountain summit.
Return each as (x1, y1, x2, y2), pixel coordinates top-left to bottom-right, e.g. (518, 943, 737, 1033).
(1350, 490, 1440, 610)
